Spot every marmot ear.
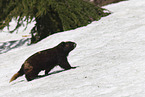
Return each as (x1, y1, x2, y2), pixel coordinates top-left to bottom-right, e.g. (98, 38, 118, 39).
(61, 42, 65, 47)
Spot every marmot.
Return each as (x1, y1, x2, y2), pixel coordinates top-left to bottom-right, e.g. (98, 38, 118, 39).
(10, 41, 77, 82)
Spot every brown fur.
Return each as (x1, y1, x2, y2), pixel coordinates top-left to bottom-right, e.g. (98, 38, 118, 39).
(10, 41, 76, 82)
(9, 73, 20, 82)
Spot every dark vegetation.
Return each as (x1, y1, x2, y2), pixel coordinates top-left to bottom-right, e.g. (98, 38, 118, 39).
(0, 0, 125, 44)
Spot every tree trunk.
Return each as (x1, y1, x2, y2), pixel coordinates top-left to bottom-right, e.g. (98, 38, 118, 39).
(85, 0, 127, 6)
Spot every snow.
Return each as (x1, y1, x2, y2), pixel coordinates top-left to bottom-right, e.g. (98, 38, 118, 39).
(0, 0, 145, 96)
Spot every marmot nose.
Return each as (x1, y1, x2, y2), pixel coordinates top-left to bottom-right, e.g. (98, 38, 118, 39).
(73, 43, 77, 47)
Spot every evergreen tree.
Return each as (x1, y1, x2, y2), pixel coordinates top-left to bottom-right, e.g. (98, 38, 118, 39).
(0, 0, 110, 44)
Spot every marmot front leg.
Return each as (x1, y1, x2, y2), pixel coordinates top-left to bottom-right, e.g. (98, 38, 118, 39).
(45, 66, 55, 75)
(58, 58, 73, 70)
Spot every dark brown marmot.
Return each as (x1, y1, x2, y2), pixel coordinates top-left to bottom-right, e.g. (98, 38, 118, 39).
(10, 41, 77, 82)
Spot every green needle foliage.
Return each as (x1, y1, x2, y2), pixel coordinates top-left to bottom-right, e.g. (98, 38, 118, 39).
(0, 0, 110, 44)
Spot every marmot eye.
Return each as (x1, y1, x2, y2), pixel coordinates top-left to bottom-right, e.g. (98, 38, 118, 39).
(65, 44, 69, 47)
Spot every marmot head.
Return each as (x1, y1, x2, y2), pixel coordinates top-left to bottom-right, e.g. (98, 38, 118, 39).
(58, 41, 77, 53)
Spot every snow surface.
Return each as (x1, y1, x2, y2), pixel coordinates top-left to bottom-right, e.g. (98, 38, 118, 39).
(0, 0, 145, 97)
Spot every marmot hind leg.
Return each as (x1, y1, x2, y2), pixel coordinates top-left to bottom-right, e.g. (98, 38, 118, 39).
(25, 70, 39, 81)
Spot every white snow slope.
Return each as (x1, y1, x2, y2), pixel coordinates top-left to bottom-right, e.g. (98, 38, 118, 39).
(0, 0, 145, 97)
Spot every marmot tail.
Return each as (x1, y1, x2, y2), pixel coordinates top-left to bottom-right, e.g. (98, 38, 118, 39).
(9, 64, 24, 83)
